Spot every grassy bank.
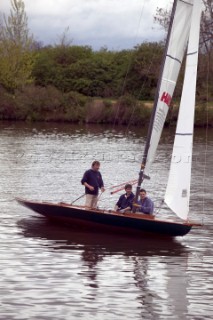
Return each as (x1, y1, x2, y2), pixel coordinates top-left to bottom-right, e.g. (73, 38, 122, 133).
(0, 86, 212, 127)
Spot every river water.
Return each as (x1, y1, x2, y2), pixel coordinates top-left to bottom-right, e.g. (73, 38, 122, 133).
(0, 122, 212, 320)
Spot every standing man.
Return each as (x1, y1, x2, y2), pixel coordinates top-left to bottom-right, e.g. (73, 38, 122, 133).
(137, 188, 154, 214)
(114, 184, 135, 213)
(81, 160, 105, 208)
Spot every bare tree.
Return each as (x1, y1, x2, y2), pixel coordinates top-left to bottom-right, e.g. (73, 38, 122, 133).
(56, 26, 73, 48)
(154, 1, 213, 53)
(201, 0, 213, 53)
(0, 0, 35, 91)
(1, 0, 33, 46)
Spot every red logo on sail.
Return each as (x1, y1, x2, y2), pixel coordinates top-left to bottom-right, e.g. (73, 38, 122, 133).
(160, 92, 171, 106)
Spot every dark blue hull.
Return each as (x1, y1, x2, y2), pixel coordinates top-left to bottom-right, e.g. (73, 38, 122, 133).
(16, 198, 196, 237)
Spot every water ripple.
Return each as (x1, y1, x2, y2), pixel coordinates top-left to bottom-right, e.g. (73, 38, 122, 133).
(0, 123, 212, 320)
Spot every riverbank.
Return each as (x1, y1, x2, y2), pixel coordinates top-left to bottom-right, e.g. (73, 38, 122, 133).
(0, 86, 212, 127)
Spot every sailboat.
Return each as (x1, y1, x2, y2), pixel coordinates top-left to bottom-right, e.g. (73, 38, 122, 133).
(16, 0, 203, 237)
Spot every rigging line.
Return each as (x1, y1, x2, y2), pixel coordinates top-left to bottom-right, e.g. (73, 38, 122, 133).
(0, 199, 15, 202)
(202, 52, 210, 220)
(112, 0, 149, 129)
(124, 44, 160, 136)
(126, 3, 172, 136)
(126, 0, 178, 135)
(155, 200, 165, 215)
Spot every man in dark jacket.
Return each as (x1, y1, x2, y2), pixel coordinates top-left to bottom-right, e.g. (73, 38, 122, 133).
(114, 184, 134, 213)
(81, 160, 105, 208)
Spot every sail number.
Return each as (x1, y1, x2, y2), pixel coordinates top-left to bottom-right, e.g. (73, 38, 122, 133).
(161, 92, 172, 106)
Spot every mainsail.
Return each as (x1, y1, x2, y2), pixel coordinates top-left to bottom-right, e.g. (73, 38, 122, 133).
(143, 0, 194, 176)
(164, 0, 202, 220)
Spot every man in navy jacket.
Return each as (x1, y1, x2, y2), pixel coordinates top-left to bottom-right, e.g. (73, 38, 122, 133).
(81, 160, 105, 208)
(114, 184, 135, 213)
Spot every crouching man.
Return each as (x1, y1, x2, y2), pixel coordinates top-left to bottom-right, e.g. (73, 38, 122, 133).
(114, 184, 134, 213)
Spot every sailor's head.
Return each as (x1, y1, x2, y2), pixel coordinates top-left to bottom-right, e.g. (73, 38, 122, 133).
(139, 188, 147, 199)
(92, 160, 100, 171)
(125, 184, 132, 195)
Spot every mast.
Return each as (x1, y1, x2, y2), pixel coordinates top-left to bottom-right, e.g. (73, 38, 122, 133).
(133, 0, 178, 210)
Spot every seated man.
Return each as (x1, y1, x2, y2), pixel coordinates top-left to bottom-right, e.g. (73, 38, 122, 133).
(114, 184, 134, 213)
(137, 188, 154, 214)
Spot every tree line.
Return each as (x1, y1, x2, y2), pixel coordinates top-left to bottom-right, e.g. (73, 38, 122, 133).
(0, 0, 212, 126)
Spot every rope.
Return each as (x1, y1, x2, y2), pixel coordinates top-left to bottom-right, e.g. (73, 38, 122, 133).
(0, 199, 15, 202)
(71, 193, 85, 205)
(124, 45, 159, 135)
(154, 199, 165, 215)
(201, 53, 210, 221)
(113, 0, 149, 130)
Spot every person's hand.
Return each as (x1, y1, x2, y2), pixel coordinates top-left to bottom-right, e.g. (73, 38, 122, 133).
(101, 187, 105, 192)
(89, 186, 94, 191)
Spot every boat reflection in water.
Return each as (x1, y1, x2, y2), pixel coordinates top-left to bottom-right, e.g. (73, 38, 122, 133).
(18, 217, 191, 319)
(18, 217, 189, 257)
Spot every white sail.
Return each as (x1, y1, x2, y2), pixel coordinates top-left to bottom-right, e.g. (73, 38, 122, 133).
(164, 0, 202, 220)
(144, 0, 194, 176)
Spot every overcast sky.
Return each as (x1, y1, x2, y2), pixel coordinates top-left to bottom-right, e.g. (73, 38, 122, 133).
(1, 0, 172, 50)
